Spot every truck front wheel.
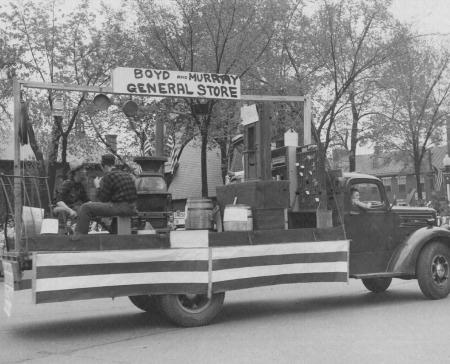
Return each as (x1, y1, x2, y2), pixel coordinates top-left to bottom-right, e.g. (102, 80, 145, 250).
(417, 242, 450, 299)
(159, 293, 225, 327)
(362, 278, 392, 293)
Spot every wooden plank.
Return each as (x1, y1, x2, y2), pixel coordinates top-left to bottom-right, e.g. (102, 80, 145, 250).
(208, 227, 346, 247)
(25, 234, 170, 251)
(21, 81, 113, 94)
(20, 81, 306, 102)
(241, 95, 305, 102)
(24, 227, 346, 252)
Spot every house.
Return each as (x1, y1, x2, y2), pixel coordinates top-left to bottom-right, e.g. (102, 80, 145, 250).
(331, 148, 440, 205)
(168, 138, 224, 210)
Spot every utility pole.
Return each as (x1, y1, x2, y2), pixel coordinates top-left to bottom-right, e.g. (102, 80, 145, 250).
(444, 118, 450, 201)
(13, 78, 22, 250)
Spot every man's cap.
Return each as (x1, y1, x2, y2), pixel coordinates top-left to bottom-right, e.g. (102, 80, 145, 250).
(69, 161, 85, 173)
(101, 154, 116, 166)
(231, 134, 243, 144)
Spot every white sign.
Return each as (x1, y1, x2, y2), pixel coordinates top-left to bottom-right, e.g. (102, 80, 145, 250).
(111, 67, 241, 100)
(240, 104, 259, 125)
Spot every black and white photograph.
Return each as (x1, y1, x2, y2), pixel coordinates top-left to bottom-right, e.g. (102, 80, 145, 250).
(1, 0, 450, 363)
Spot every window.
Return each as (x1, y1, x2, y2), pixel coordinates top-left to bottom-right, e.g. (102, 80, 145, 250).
(382, 177, 391, 192)
(398, 175, 406, 194)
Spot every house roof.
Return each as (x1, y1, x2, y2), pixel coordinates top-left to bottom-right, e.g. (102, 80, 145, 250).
(430, 145, 447, 169)
(348, 145, 450, 176)
(168, 138, 223, 199)
(353, 153, 419, 176)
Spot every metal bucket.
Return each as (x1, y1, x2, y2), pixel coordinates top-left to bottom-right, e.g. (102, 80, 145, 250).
(185, 198, 213, 230)
(223, 204, 253, 231)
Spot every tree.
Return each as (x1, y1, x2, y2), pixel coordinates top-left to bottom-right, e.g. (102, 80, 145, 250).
(0, 28, 26, 144)
(129, 0, 290, 196)
(330, 77, 381, 171)
(284, 0, 400, 152)
(1, 0, 133, 193)
(369, 36, 450, 199)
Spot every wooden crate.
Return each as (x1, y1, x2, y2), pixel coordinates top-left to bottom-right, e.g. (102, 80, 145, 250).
(254, 208, 287, 230)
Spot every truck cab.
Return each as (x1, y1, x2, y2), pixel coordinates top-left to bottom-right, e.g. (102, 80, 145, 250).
(340, 173, 436, 277)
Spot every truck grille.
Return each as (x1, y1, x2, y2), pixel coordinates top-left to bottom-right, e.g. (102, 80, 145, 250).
(398, 212, 434, 228)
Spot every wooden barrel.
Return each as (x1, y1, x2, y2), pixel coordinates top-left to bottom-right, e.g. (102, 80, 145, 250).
(223, 204, 253, 231)
(185, 198, 214, 230)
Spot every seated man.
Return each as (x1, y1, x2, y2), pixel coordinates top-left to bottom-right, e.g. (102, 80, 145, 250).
(54, 164, 89, 220)
(350, 187, 371, 214)
(74, 154, 137, 235)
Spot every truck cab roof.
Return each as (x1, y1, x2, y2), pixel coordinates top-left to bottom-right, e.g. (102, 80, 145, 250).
(342, 172, 382, 183)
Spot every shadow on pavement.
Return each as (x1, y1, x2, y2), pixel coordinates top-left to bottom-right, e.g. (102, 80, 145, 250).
(11, 311, 174, 340)
(216, 289, 425, 325)
(9, 287, 427, 337)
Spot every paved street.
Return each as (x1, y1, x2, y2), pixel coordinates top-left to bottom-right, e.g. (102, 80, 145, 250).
(0, 277, 449, 364)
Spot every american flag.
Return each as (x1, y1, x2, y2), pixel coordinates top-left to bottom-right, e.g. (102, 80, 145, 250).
(165, 134, 182, 174)
(434, 165, 443, 191)
(142, 132, 152, 156)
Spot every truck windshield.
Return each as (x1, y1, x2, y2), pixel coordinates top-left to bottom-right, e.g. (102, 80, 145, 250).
(354, 182, 382, 203)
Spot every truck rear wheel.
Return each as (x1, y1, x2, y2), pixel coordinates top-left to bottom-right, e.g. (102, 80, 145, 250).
(417, 242, 450, 299)
(159, 293, 225, 327)
(362, 277, 392, 293)
(129, 295, 161, 313)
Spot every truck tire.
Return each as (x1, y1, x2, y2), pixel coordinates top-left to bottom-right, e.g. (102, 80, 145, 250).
(417, 242, 450, 300)
(129, 295, 161, 313)
(159, 293, 225, 327)
(362, 278, 392, 293)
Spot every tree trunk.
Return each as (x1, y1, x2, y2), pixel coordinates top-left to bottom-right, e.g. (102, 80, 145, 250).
(414, 160, 423, 201)
(200, 127, 208, 198)
(61, 134, 69, 180)
(26, 122, 46, 177)
(215, 137, 229, 184)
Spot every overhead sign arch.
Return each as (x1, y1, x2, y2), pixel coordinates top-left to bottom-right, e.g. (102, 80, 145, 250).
(111, 67, 241, 100)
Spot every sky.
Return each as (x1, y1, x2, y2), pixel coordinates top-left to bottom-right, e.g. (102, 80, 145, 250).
(3, 0, 450, 155)
(391, 0, 450, 36)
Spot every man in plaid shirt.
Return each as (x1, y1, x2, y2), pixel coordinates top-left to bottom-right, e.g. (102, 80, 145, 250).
(75, 154, 137, 235)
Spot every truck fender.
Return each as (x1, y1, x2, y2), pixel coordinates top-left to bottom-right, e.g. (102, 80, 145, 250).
(387, 226, 450, 276)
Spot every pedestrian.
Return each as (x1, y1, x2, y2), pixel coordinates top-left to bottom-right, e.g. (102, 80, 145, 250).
(73, 154, 137, 236)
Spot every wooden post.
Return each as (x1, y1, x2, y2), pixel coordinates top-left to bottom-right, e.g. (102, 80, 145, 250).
(13, 78, 22, 251)
(260, 103, 272, 181)
(155, 117, 164, 157)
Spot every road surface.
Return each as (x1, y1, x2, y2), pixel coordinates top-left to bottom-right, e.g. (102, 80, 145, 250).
(0, 278, 448, 363)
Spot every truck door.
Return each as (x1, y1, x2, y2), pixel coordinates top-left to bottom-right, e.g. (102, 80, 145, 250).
(343, 180, 396, 275)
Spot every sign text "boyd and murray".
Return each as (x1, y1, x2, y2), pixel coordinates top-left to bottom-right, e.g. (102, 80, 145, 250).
(111, 67, 241, 100)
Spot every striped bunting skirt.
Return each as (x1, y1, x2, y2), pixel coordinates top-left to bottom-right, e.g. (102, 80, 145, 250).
(32, 237, 349, 304)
